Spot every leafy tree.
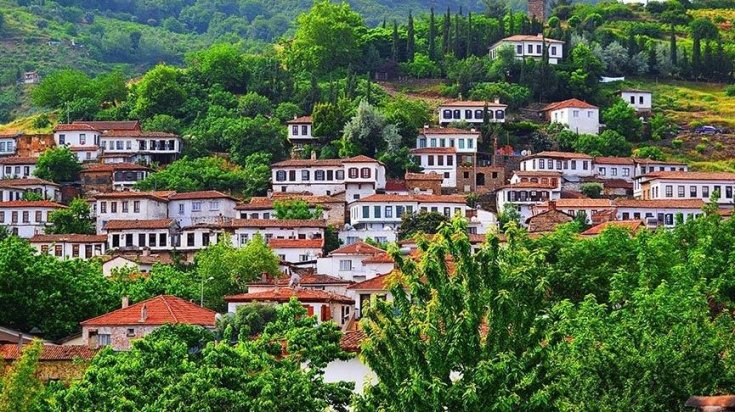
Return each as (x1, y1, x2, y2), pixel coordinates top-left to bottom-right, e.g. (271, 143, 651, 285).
(580, 182, 603, 198)
(58, 316, 353, 411)
(312, 101, 352, 146)
(274, 102, 302, 123)
(108, 264, 199, 304)
(398, 211, 450, 240)
(31, 69, 91, 109)
(406, 11, 415, 61)
(381, 96, 431, 146)
(603, 99, 643, 140)
(378, 146, 421, 179)
(132, 64, 186, 119)
(216, 303, 278, 341)
(238, 92, 272, 117)
(273, 199, 322, 220)
(341, 100, 399, 157)
(286, 0, 366, 75)
(0, 236, 115, 340)
(46, 198, 95, 235)
(573, 130, 632, 157)
(21, 192, 43, 201)
(225, 116, 287, 164)
(633, 145, 666, 160)
(34, 146, 82, 183)
(399, 53, 441, 79)
(187, 43, 248, 93)
(498, 202, 521, 230)
(649, 113, 676, 141)
(0, 340, 44, 412)
(469, 82, 531, 109)
(143, 114, 182, 134)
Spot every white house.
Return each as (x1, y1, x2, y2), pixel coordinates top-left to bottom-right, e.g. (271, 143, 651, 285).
(53, 123, 101, 162)
(316, 241, 393, 282)
(489, 34, 564, 64)
(593, 157, 636, 182)
(437, 101, 507, 126)
(0, 156, 38, 179)
(94, 192, 172, 233)
(30, 234, 107, 259)
(633, 158, 688, 177)
(101, 252, 174, 277)
(519, 151, 595, 181)
(614, 199, 705, 227)
(271, 155, 386, 202)
(167, 191, 238, 228)
(224, 288, 355, 329)
(634, 171, 735, 205)
(0, 200, 66, 238)
(100, 130, 182, 165)
(347, 272, 395, 319)
(619, 89, 652, 113)
(542, 99, 600, 135)
(496, 171, 563, 221)
(0, 178, 60, 202)
(229, 219, 326, 247)
(103, 219, 179, 252)
(246, 273, 354, 296)
(287, 116, 315, 149)
(0, 133, 17, 156)
(413, 127, 480, 188)
(267, 238, 324, 264)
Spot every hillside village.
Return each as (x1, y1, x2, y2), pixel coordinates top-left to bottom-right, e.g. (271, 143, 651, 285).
(2, 0, 735, 409)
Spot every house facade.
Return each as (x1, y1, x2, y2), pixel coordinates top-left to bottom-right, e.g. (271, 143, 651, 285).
(0, 200, 65, 238)
(229, 219, 326, 247)
(316, 241, 393, 282)
(80, 163, 151, 193)
(103, 219, 179, 252)
(0, 133, 17, 156)
(519, 151, 595, 181)
(489, 34, 564, 64)
(167, 191, 238, 228)
(634, 171, 735, 205)
(267, 238, 324, 263)
(619, 89, 652, 113)
(413, 127, 480, 189)
(542, 99, 600, 135)
(100, 130, 181, 165)
(53, 124, 101, 162)
(495, 171, 563, 221)
(286, 116, 315, 149)
(0, 179, 60, 202)
(615, 199, 705, 227)
(94, 192, 171, 233)
(437, 101, 507, 126)
(30, 234, 107, 259)
(0, 156, 37, 179)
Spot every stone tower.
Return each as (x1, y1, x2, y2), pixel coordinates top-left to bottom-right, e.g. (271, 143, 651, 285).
(528, 0, 546, 22)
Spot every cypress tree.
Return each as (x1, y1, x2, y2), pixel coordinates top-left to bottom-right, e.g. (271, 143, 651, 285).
(647, 42, 657, 75)
(692, 35, 701, 78)
(391, 20, 399, 61)
(428, 7, 436, 61)
(454, 11, 461, 57)
(382, 18, 386, 29)
(627, 32, 637, 58)
(670, 24, 677, 66)
(407, 11, 415, 62)
(466, 12, 472, 57)
(508, 11, 515, 35)
(443, 8, 451, 55)
(702, 39, 713, 79)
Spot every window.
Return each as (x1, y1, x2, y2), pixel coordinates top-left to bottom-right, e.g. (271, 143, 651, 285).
(573, 110, 579, 118)
(396, 205, 405, 216)
(373, 206, 381, 218)
(97, 334, 111, 346)
(475, 109, 484, 119)
(690, 186, 697, 198)
(133, 201, 140, 213)
(362, 206, 370, 218)
(527, 44, 533, 53)
(453, 109, 461, 119)
(540, 160, 545, 170)
(22, 211, 29, 223)
(536, 44, 541, 54)
(159, 233, 167, 247)
(202, 233, 210, 247)
(467, 139, 474, 149)
(361, 168, 371, 178)
(703, 186, 710, 198)
(442, 109, 452, 119)
(418, 138, 427, 148)
(0, 211, 3, 223)
(315, 170, 325, 181)
(443, 207, 451, 217)
(276, 171, 286, 181)
(429, 138, 437, 147)
(599, 167, 606, 176)
(496, 110, 505, 120)
(178, 203, 185, 215)
(209, 201, 219, 211)
(302, 170, 310, 181)
(727, 186, 733, 199)
(116, 141, 123, 150)
(459, 139, 465, 149)
(301, 125, 308, 135)
(437, 156, 444, 166)
(447, 156, 453, 166)
(138, 233, 146, 247)
(326, 170, 333, 181)
(292, 125, 299, 135)
(516, 45, 523, 54)
(111, 202, 117, 213)
(35, 211, 42, 222)
(54, 245, 62, 256)
(622, 168, 630, 177)
(59, 134, 66, 145)
(678, 186, 685, 197)
(126, 328, 136, 337)
(349, 168, 358, 178)
(571, 160, 577, 170)
(122, 201, 129, 213)
(639, 96, 644, 104)
(192, 202, 202, 211)
(630, 96, 635, 104)
(465, 110, 473, 119)
(714, 185, 721, 198)
(126, 140, 132, 150)
(336, 170, 344, 180)
(41, 245, 48, 253)
(665, 185, 673, 197)
(288, 170, 296, 181)
(611, 167, 617, 176)
(427, 155, 434, 166)
(550, 46, 557, 55)
(339, 260, 352, 271)
(385, 206, 393, 218)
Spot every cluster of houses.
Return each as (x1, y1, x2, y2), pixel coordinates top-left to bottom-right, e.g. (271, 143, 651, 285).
(0, 57, 726, 394)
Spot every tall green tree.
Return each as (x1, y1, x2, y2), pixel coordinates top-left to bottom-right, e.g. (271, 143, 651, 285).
(406, 12, 415, 62)
(132, 64, 186, 119)
(46, 198, 95, 235)
(428, 8, 437, 61)
(273, 199, 323, 220)
(33, 146, 82, 183)
(603, 99, 643, 140)
(0, 340, 44, 412)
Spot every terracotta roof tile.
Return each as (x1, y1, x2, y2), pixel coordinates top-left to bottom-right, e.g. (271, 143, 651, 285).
(418, 127, 481, 135)
(512, 170, 563, 177)
(593, 156, 636, 165)
(81, 295, 215, 327)
(249, 273, 353, 286)
(341, 155, 380, 163)
(225, 288, 354, 304)
(362, 252, 395, 264)
(499, 34, 564, 43)
(0, 156, 38, 165)
(614, 199, 705, 209)
(69, 145, 99, 152)
(347, 273, 393, 291)
(340, 330, 366, 352)
(101, 131, 178, 138)
(0, 201, 65, 208)
(267, 238, 324, 249)
(542, 98, 598, 111)
(93, 191, 172, 202)
(30, 234, 107, 243)
(329, 241, 384, 256)
(0, 344, 97, 361)
(502, 181, 558, 189)
(440, 100, 507, 108)
(385, 179, 408, 191)
(272, 159, 344, 167)
(582, 220, 645, 235)
(54, 123, 98, 132)
(229, 219, 326, 228)
(103, 219, 174, 230)
(73, 120, 140, 131)
(530, 151, 593, 159)
(405, 172, 444, 180)
(0, 178, 58, 187)
(539, 199, 614, 208)
(357, 193, 467, 203)
(81, 163, 149, 173)
(286, 116, 313, 124)
(168, 190, 236, 201)
(411, 147, 457, 154)
(641, 171, 735, 181)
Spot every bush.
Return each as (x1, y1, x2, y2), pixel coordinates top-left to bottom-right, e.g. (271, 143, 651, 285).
(633, 146, 665, 160)
(580, 182, 604, 198)
(469, 82, 532, 110)
(725, 85, 735, 97)
(31, 114, 51, 129)
(672, 138, 683, 149)
(695, 143, 707, 153)
(399, 53, 441, 79)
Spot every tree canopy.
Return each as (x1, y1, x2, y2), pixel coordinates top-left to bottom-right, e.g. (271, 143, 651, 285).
(33, 146, 82, 183)
(46, 198, 95, 235)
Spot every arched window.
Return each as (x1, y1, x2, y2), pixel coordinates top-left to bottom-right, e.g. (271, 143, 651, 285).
(453, 109, 461, 119)
(474, 109, 484, 119)
(465, 109, 473, 119)
(495, 110, 505, 120)
(360, 167, 371, 178)
(276, 171, 286, 181)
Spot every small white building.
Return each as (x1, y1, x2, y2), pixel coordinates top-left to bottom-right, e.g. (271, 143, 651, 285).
(167, 191, 238, 228)
(316, 241, 393, 282)
(0, 200, 66, 238)
(0, 133, 17, 156)
(347, 273, 394, 319)
(100, 130, 182, 165)
(519, 151, 595, 181)
(0, 178, 60, 202)
(614, 199, 705, 227)
(634, 171, 735, 205)
(489, 34, 564, 64)
(437, 101, 507, 126)
(267, 238, 324, 264)
(53, 124, 101, 162)
(542, 99, 600, 135)
(286, 116, 315, 149)
(619, 89, 652, 113)
(94, 192, 172, 233)
(230, 219, 326, 247)
(103, 219, 179, 252)
(593, 157, 636, 182)
(633, 158, 688, 177)
(101, 252, 174, 277)
(413, 127, 480, 188)
(0, 156, 38, 179)
(30, 234, 107, 259)
(496, 171, 563, 222)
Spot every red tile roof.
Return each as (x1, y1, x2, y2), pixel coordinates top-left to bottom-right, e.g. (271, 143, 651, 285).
(0, 178, 58, 187)
(593, 156, 636, 165)
(168, 190, 236, 201)
(229, 219, 326, 228)
(419, 127, 480, 135)
(54, 123, 98, 132)
(249, 273, 353, 286)
(93, 191, 172, 202)
(272, 159, 344, 167)
(341, 155, 380, 163)
(101, 131, 178, 138)
(641, 171, 735, 181)
(357, 193, 467, 203)
(513, 170, 563, 177)
(502, 181, 558, 189)
(529, 151, 593, 159)
(81, 163, 149, 173)
(267, 238, 324, 249)
(542, 98, 598, 111)
(103, 219, 174, 230)
(385, 179, 408, 192)
(582, 220, 645, 236)
(634, 158, 687, 166)
(405, 172, 444, 180)
(225, 288, 354, 304)
(440, 100, 507, 108)
(69, 145, 99, 152)
(0, 156, 38, 165)
(286, 116, 313, 124)
(539, 199, 614, 208)
(73, 120, 140, 131)
(0, 344, 97, 361)
(500, 34, 564, 43)
(329, 241, 384, 256)
(340, 330, 366, 353)
(81, 295, 216, 327)
(30, 234, 108, 243)
(362, 252, 395, 264)
(411, 147, 457, 154)
(347, 273, 393, 291)
(0, 201, 65, 209)
(614, 199, 705, 209)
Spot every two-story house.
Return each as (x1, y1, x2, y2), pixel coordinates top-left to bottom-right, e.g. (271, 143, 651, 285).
(593, 157, 636, 182)
(615, 199, 705, 227)
(519, 151, 595, 183)
(0, 156, 38, 179)
(100, 130, 181, 165)
(542, 99, 600, 135)
(167, 191, 238, 228)
(619, 89, 652, 113)
(235, 194, 341, 225)
(53, 123, 101, 162)
(103, 219, 179, 252)
(495, 171, 563, 222)
(316, 241, 394, 282)
(489, 34, 564, 64)
(268, 238, 324, 264)
(437, 100, 507, 126)
(286, 116, 316, 150)
(0, 178, 60, 202)
(413, 127, 480, 189)
(229, 219, 326, 247)
(0, 200, 66, 238)
(30, 234, 107, 259)
(634, 171, 735, 206)
(94, 191, 172, 233)
(633, 158, 688, 177)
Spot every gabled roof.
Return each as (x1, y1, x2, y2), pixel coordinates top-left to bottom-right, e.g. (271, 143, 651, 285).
(267, 238, 324, 249)
(542, 98, 598, 111)
(347, 273, 393, 291)
(73, 120, 140, 131)
(501, 181, 558, 189)
(498, 34, 564, 43)
(405, 172, 444, 181)
(54, 123, 98, 132)
(613, 199, 705, 209)
(582, 220, 645, 236)
(168, 190, 237, 201)
(634, 158, 687, 166)
(361, 252, 396, 264)
(272, 159, 344, 167)
(286, 116, 313, 124)
(224, 288, 354, 304)
(411, 147, 457, 154)
(0, 178, 58, 188)
(340, 330, 366, 353)
(329, 241, 384, 256)
(101, 130, 178, 138)
(341, 155, 380, 163)
(0, 201, 65, 209)
(81, 163, 150, 173)
(439, 100, 507, 108)
(539, 199, 614, 208)
(81, 295, 216, 327)
(93, 191, 172, 202)
(229, 219, 326, 229)
(0, 156, 38, 165)
(103, 219, 175, 230)
(356, 193, 467, 204)
(248, 273, 353, 287)
(594, 156, 636, 165)
(30, 234, 108, 243)
(0, 344, 97, 361)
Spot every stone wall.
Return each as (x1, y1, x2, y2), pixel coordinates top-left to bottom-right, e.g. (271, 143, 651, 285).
(15, 134, 55, 157)
(406, 173, 442, 194)
(1, 360, 91, 385)
(456, 166, 505, 195)
(528, 0, 546, 22)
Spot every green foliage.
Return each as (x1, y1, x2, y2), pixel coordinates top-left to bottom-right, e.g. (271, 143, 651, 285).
(603, 99, 643, 140)
(498, 203, 521, 231)
(725, 85, 735, 97)
(381, 96, 431, 147)
(634, 145, 666, 160)
(21, 192, 43, 201)
(573, 130, 632, 157)
(398, 211, 450, 239)
(469, 82, 532, 109)
(46, 198, 95, 235)
(135, 156, 267, 196)
(399, 53, 441, 78)
(0, 236, 115, 340)
(216, 303, 278, 341)
(696, 143, 707, 153)
(31, 70, 126, 119)
(649, 113, 676, 141)
(186, 43, 248, 93)
(238, 92, 272, 117)
(132, 64, 186, 119)
(142, 114, 182, 134)
(0, 340, 43, 412)
(378, 146, 421, 179)
(273, 199, 323, 220)
(580, 182, 604, 198)
(31, 114, 51, 129)
(108, 264, 199, 305)
(33, 146, 82, 183)
(341, 100, 400, 157)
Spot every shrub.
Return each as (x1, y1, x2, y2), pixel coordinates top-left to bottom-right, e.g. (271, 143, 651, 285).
(672, 138, 683, 149)
(725, 85, 735, 97)
(581, 182, 604, 198)
(695, 143, 707, 153)
(714, 142, 724, 150)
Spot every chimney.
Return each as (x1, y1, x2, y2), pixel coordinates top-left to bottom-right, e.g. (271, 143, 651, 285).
(537, 33, 543, 38)
(470, 128, 476, 133)
(310, 150, 317, 160)
(424, 124, 429, 129)
(548, 200, 556, 211)
(493, 97, 500, 104)
(266, 189, 273, 199)
(121, 296, 129, 308)
(141, 247, 150, 257)
(139, 305, 148, 323)
(17, 333, 23, 351)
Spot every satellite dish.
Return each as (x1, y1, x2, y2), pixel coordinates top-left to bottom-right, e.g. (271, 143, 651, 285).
(521, 150, 530, 156)
(288, 273, 301, 288)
